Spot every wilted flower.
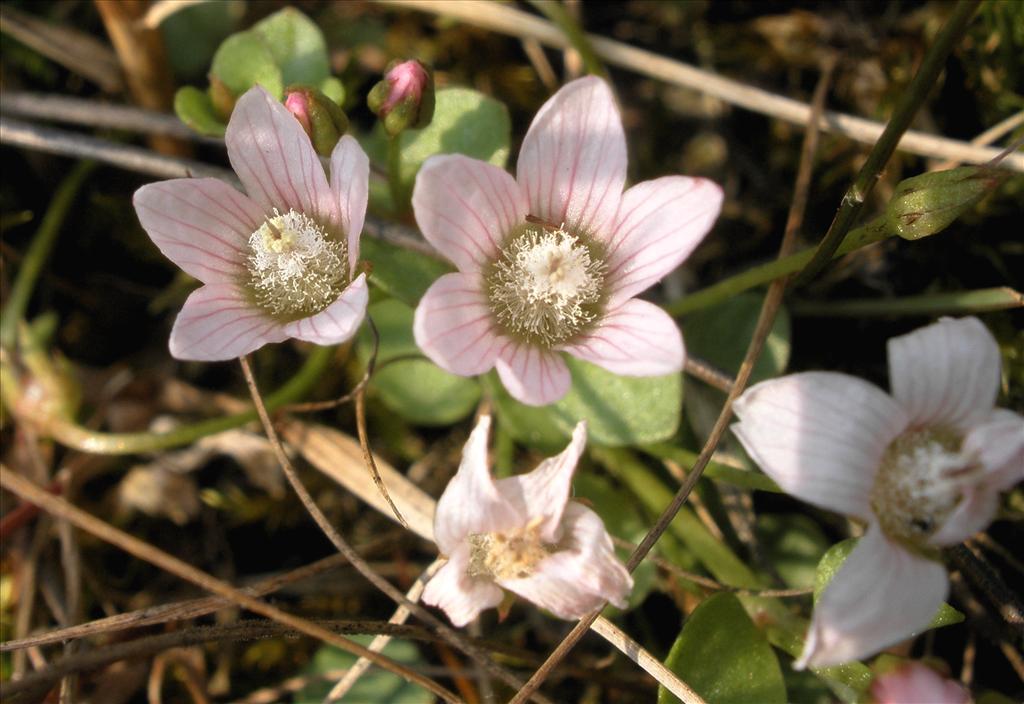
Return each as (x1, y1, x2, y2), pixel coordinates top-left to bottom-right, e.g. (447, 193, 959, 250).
(732, 317, 1023, 668)
(134, 86, 369, 360)
(367, 59, 435, 136)
(422, 415, 632, 626)
(413, 76, 723, 406)
(283, 85, 350, 157)
(871, 661, 971, 704)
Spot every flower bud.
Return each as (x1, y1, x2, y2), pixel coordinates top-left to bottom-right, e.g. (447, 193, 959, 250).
(367, 59, 435, 137)
(885, 166, 1001, 241)
(283, 86, 350, 156)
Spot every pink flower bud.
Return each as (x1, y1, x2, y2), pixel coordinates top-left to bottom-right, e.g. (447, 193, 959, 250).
(367, 59, 435, 136)
(282, 86, 349, 156)
(871, 662, 971, 704)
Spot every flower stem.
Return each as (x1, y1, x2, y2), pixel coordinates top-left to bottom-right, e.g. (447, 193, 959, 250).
(386, 135, 406, 213)
(795, 0, 981, 284)
(792, 286, 1024, 317)
(2, 345, 335, 455)
(667, 216, 889, 317)
(0, 161, 95, 350)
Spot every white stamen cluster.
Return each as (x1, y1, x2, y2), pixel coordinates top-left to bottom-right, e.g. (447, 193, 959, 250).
(487, 226, 605, 346)
(246, 209, 347, 318)
(870, 427, 975, 546)
(466, 517, 552, 581)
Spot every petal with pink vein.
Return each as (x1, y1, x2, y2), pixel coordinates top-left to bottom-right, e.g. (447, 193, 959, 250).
(516, 76, 626, 238)
(494, 421, 587, 542)
(413, 272, 505, 377)
(605, 176, 724, 304)
(561, 298, 684, 376)
(495, 343, 571, 406)
(169, 283, 285, 361)
(226, 86, 338, 225)
(133, 178, 262, 284)
(281, 273, 368, 345)
(796, 526, 948, 669)
(421, 545, 504, 627)
(413, 155, 526, 272)
(887, 317, 1000, 429)
(329, 135, 369, 274)
(732, 372, 909, 520)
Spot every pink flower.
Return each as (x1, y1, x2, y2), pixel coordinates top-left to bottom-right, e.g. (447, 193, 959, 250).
(412, 77, 723, 406)
(134, 86, 369, 360)
(732, 317, 1023, 668)
(871, 662, 971, 704)
(422, 415, 632, 626)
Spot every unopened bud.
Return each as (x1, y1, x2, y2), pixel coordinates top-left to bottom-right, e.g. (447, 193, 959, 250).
(885, 166, 1001, 241)
(283, 86, 349, 156)
(209, 75, 237, 122)
(367, 59, 435, 137)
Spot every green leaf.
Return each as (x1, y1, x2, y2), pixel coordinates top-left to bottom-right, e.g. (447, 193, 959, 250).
(683, 292, 791, 384)
(659, 593, 787, 704)
(814, 539, 963, 628)
(758, 513, 831, 588)
(251, 7, 331, 86)
(483, 373, 570, 451)
(489, 357, 682, 449)
(210, 30, 283, 99)
(173, 86, 226, 137)
(160, 0, 243, 81)
(393, 87, 511, 201)
(360, 238, 453, 307)
(357, 299, 479, 426)
(320, 76, 346, 105)
(296, 636, 431, 703)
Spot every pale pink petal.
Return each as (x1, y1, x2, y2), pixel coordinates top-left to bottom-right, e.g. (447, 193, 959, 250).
(169, 283, 285, 361)
(963, 408, 1024, 491)
(887, 317, 1000, 429)
(412, 155, 527, 272)
(495, 344, 571, 407)
(494, 422, 587, 542)
(133, 178, 262, 284)
(226, 86, 337, 224)
(329, 135, 369, 274)
(929, 488, 1000, 546)
(422, 544, 504, 627)
(732, 373, 909, 520)
(281, 273, 368, 345)
(796, 526, 948, 669)
(413, 272, 504, 376)
(604, 176, 723, 304)
(516, 76, 626, 238)
(433, 416, 522, 555)
(560, 299, 684, 376)
(500, 502, 632, 619)
(871, 662, 971, 704)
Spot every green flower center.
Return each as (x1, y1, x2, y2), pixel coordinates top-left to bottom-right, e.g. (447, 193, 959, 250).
(245, 209, 347, 320)
(484, 223, 607, 347)
(870, 426, 974, 549)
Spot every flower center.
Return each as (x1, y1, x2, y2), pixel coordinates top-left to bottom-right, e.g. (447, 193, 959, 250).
(870, 426, 977, 548)
(246, 209, 347, 319)
(466, 517, 553, 581)
(485, 224, 606, 347)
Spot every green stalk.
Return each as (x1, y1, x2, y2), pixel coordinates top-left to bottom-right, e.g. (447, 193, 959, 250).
(641, 443, 782, 493)
(796, 0, 981, 284)
(386, 136, 407, 214)
(668, 217, 889, 317)
(2, 345, 335, 455)
(792, 286, 1023, 317)
(1, 161, 96, 349)
(528, 1, 607, 78)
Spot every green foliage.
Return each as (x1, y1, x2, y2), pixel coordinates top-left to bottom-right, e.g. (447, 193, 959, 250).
(173, 87, 226, 137)
(357, 299, 479, 426)
(360, 238, 453, 307)
(488, 358, 682, 449)
(758, 513, 831, 588)
(160, 0, 243, 81)
(659, 593, 787, 704)
(296, 637, 431, 703)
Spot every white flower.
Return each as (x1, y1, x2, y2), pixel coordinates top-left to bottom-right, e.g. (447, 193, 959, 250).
(732, 317, 1023, 668)
(422, 416, 633, 626)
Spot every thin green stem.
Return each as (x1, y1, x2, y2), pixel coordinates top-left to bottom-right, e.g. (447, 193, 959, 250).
(792, 286, 1023, 317)
(668, 217, 889, 317)
(1, 161, 96, 349)
(796, 0, 980, 284)
(528, 1, 607, 78)
(386, 135, 406, 213)
(3, 345, 335, 455)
